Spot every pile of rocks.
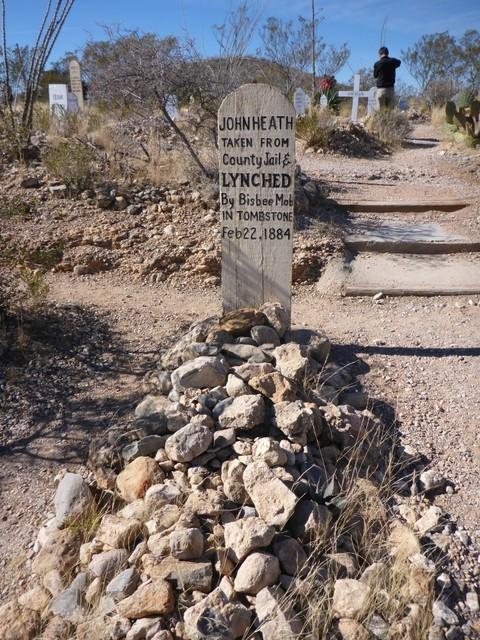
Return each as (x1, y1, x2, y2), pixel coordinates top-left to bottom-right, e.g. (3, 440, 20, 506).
(1, 168, 339, 285)
(2, 306, 478, 640)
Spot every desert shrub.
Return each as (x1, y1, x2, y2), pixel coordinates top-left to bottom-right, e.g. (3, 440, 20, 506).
(17, 266, 49, 306)
(366, 109, 413, 147)
(0, 195, 34, 219)
(33, 105, 52, 132)
(43, 141, 96, 192)
(296, 109, 336, 150)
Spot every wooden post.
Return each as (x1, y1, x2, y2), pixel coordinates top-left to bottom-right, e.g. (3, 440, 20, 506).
(218, 83, 296, 318)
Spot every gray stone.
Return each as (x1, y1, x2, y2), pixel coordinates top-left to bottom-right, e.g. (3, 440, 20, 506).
(183, 587, 251, 640)
(182, 342, 219, 362)
(221, 460, 248, 504)
(234, 552, 280, 595)
(215, 395, 265, 430)
(332, 579, 370, 619)
(224, 517, 275, 563)
(212, 429, 236, 450)
(54, 473, 94, 526)
(272, 343, 310, 381)
(171, 357, 228, 391)
(432, 600, 459, 626)
(283, 328, 331, 363)
(272, 537, 307, 575)
(221, 343, 271, 362)
(89, 549, 128, 581)
(420, 469, 446, 492)
(122, 435, 167, 462)
(273, 401, 315, 444)
(145, 483, 182, 512)
(243, 462, 297, 528)
(149, 557, 213, 593)
(260, 303, 290, 337)
(134, 395, 169, 421)
(50, 573, 88, 623)
(289, 500, 332, 541)
(225, 374, 253, 398)
(106, 568, 141, 602)
(255, 585, 302, 639)
(252, 437, 288, 466)
(251, 325, 280, 347)
(169, 528, 204, 560)
(165, 423, 213, 462)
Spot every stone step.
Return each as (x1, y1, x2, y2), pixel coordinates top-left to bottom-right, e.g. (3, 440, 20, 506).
(345, 220, 480, 254)
(317, 253, 480, 297)
(336, 198, 470, 213)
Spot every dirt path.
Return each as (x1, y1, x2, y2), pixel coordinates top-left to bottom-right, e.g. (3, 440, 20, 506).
(1, 123, 479, 600)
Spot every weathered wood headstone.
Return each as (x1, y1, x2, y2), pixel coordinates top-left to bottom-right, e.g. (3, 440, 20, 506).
(165, 95, 179, 120)
(218, 83, 296, 317)
(338, 74, 371, 123)
(293, 88, 309, 116)
(68, 58, 84, 111)
(49, 84, 68, 116)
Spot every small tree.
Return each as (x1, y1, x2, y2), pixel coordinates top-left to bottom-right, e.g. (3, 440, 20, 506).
(401, 32, 461, 102)
(0, 0, 76, 159)
(458, 29, 480, 92)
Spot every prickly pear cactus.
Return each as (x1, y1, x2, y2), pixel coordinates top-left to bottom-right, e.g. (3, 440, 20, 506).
(455, 89, 475, 109)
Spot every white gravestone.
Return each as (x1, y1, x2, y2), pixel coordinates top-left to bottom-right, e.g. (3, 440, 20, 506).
(319, 95, 328, 108)
(293, 88, 309, 116)
(68, 58, 84, 111)
(218, 83, 296, 318)
(338, 74, 371, 123)
(67, 92, 79, 113)
(49, 84, 68, 116)
(166, 95, 179, 120)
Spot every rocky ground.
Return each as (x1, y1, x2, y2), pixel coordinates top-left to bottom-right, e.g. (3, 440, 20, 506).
(1, 122, 480, 638)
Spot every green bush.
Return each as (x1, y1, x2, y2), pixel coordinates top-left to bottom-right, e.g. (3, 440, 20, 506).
(366, 109, 412, 147)
(296, 109, 335, 150)
(0, 195, 34, 219)
(43, 141, 96, 192)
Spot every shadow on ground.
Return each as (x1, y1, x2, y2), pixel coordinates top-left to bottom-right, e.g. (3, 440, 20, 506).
(0, 303, 157, 463)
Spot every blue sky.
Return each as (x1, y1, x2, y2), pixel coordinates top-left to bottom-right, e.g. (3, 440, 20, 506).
(3, 0, 479, 86)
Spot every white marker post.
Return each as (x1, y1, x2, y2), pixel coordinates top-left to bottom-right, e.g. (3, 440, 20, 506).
(49, 84, 68, 116)
(338, 74, 371, 123)
(367, 87, 377, 115)
(218, 84, 296, 318)
(293, 88, 308, 116)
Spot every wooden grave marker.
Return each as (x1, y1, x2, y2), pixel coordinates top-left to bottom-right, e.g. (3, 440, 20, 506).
(68, 58, 84, 111)
(218, 83, 296, 317)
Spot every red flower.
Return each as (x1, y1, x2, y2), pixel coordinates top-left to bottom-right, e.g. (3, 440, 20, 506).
(318, 77, 334, 91)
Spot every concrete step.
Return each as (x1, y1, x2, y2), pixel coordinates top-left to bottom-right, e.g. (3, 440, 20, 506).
(345, 220, 480, 254)
(317, 253, 480, 297)
(336, 198, 470, 213)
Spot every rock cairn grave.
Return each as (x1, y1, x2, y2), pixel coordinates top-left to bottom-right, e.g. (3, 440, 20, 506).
(2, 306, 479, 639)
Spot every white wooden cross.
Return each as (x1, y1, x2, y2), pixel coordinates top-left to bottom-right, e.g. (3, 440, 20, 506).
(338, 74, 374, 123)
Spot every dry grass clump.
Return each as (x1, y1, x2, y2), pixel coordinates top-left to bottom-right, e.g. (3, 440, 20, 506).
(366, 109, 413, 147)
(43, 141, 97, 192)
(296, 108, 336, 151)
(269, 417, 434, 639)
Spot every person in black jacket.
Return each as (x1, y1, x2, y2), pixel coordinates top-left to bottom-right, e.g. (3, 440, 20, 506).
(373, 47, 401, 110)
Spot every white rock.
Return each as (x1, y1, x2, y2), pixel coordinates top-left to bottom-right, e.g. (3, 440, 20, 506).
(224, 517, 275, 562)
(234, 552, 280, 595)
(255, 586, 303, 639)
(332, 579, 370, 619)
(273, 401, 314, 444)
(243, 461, 297, 528)
(54, 473, 94, 526)
(216, 395, 265, 430)
(171, 356, 228, 391)
(252, 437, 288, 466)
